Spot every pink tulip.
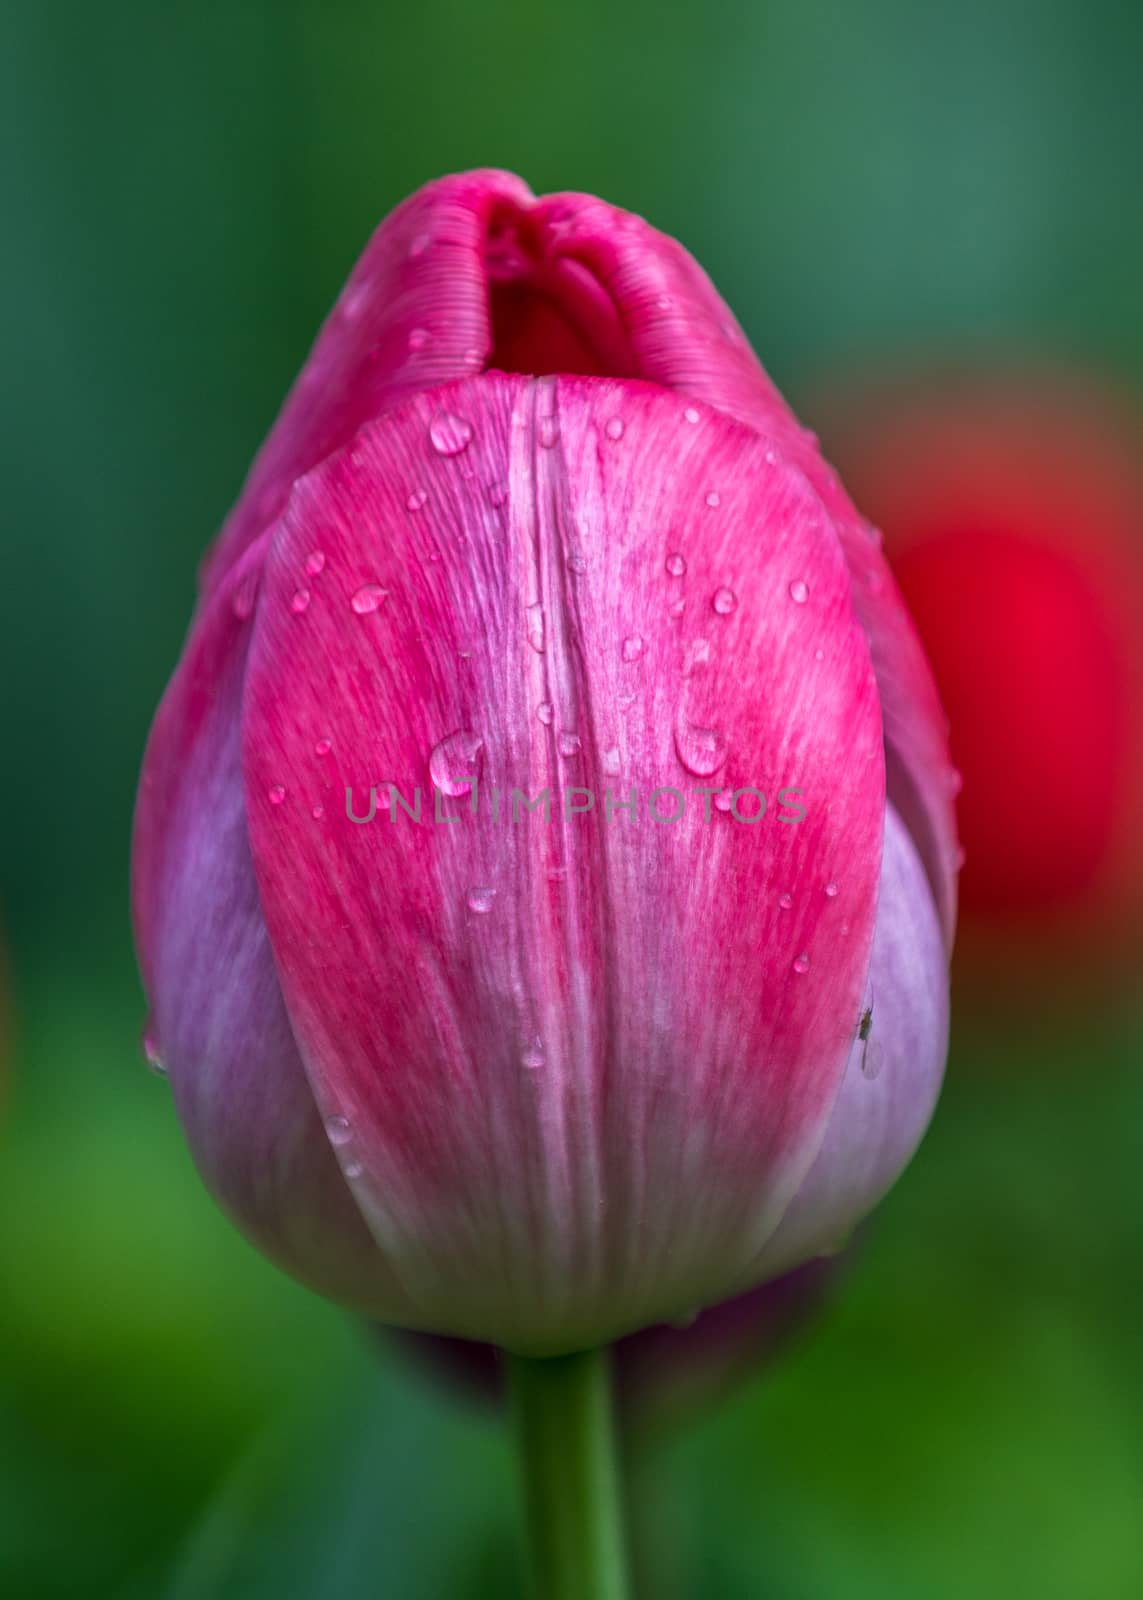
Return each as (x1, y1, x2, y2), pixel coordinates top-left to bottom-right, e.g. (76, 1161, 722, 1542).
(133, 171, 954, 1354)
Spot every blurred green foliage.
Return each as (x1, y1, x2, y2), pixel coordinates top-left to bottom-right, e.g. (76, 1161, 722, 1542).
(2, 3, 1142, 1595)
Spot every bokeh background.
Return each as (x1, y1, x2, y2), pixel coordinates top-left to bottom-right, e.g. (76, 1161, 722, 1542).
(3, 4, 1142, 1596)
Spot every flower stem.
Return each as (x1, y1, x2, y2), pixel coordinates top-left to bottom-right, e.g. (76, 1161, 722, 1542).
(506, 1345, 630, 1600)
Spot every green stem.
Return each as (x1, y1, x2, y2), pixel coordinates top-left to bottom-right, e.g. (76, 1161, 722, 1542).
(506, 1346, 630, 1600)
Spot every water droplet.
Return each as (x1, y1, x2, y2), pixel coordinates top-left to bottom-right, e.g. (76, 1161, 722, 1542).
(665, 552, 687, 577)
(656, 294, 672, 310)
(789, 579, 809, 605)
(712, 586, 738, 616)
(705, 490, 721, 509)
(290, 588, 311, 614)
(141, 1022, 166, 1078)
(602, 746, 621, 775)
(566, 550, 587, 574)
(521, 1038, 545, 1070)
(813, 647, 825, 662)
(406, 487, 428, 511)
(343, 1159, 364, 1179)
(527, 602, 546, 654)
(713, 787, 733, 812)
(840, 920, 851, 937)
(268, 784, 286, 806)
(617, 690, 636, 713)
(779, 893, 793, 910)
(792, 953, 810, 975)
(326, 1115, 352, 1146)
(605, 416, 625, 441)
(558, 731, 582, 757)
(429, 411, 473, 457)
(685, 638, 713, 674)
(351, 584, 389, 615)
(538, 413, 560, 449)
(487, 480, 509, 507)
(408, 327, 430, 351)
(621, 634, 644, 663)
(684, 406, 700, 424)
(674, 719, 728, 777)
(312, 804, 325, 820)
(824, 880, 839, 898)
(315, 738, 332, 757)
(409, 231, 431, 258)
(537, 702, 554, 726)
(668, 598, 686, 619)
(466, 886, 497, 914)
(429, 730, 484, 795)
(305, 550, 326, 577)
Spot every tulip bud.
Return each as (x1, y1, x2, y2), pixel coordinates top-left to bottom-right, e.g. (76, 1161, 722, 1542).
(133, 172, 953, 1354)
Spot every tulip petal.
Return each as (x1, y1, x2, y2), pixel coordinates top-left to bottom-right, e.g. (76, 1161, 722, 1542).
(132, 541, 399, 1310)
(201, 169, 535, 593)
(242, 373, 885, 1351)
(513, 190, 960, 945)
(749, 800, 948, 1279)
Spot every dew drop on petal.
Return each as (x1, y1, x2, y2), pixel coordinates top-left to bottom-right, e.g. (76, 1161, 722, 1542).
(605, 416, 624, 441)
(705, 490, 721, 509)
(558, 731, 582, 757)
(779, 893, 793, 910)
(305, 550, 326, 577)
(665, 552, 687, 577)
(351, 584, 389, 615)
(406, 488, 428, 511)
(684, 406, 700, 424)
(429, 411, 473, 457)
(792, 952, 810, 975)
(315, 738, 332, 757)
(621, 634, 644, 663)
(789, 579, 809, 605)
(487, 480, 509, 507)
(408, 327, 430, 351)
(312, 804, 325, 820)
(290, 588, 311, 614)
(566, 550, 587, 575)
(343, 1159, 364, 1179)
(814, 647, 825, 662)
(674, 719, 728, 777)
(409, 232, 431, 258)
(268, 784, 286, 806)
(602, 746, 621, 776)
(521, 1038, 545, 1070)
(466, 886, 497, 914)
(527, 602, 546, 654)
(429, 730, 484, 795)
(326, 1115, 352, 1146)
(231, 574, 258, 620)
(713, 787, 733, 812)
(824, 880, 839, 898)
(712, 586, 738, 616)
(537, 702, 554, 726)
(538, 414, 560, 449)
(669, 598, 686, 619)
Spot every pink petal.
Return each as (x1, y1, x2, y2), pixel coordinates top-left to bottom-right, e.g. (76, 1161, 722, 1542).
(241, 372, 885, 1352)
(200, 169, 534, 593)
(750, 800, 949, 1279)
(132, 541, 400, 1311)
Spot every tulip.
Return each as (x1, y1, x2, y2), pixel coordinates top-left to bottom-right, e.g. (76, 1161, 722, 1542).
(134, 171, 954, 1595)
(814, 365, 1143, 959)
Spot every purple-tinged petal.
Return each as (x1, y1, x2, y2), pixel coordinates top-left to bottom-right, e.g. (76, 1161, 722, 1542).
(240, 373, 884, 1352)
(132, 541, 400, 1311)
(750, 800, 948, 1279)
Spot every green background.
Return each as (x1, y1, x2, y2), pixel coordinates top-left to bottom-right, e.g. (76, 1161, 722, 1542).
(3, 4, 1141, 1595)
